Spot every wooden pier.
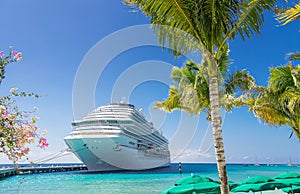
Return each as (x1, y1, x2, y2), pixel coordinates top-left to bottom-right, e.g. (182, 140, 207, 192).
(0, 168, 17, 179)
(0, 165, 87, 179)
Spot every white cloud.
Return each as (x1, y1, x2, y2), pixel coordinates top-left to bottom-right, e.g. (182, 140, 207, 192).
(171, 148, 215, 163)
(243, 156, 249, 160)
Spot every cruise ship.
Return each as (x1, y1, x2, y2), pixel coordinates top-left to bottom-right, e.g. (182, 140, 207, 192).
(64, 103, 170, 172)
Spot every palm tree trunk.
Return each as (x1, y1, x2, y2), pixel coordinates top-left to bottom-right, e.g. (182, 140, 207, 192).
(204, 50, 230, 194)
(209, 75, 230, 194)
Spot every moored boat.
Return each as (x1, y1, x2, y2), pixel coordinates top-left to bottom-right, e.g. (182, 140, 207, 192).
(64, 103, 170, 171)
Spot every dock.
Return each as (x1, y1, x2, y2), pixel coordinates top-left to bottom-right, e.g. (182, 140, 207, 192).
(0, 165, 87, 179)
(0, 168, 17, 179)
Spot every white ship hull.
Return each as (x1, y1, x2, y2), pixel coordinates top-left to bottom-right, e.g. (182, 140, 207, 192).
(65, 103, 170, 172)
(64, 129, 170, 172)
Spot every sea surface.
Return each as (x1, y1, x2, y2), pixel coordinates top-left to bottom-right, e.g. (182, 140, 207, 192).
(1, 163, 300, 194)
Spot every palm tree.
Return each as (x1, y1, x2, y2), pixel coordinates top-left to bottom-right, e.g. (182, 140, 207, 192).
(155, 60, 256, 122)
(248, 64, 300, 139)
(247, 2, 300, 139)
(124, 1, 276, 193)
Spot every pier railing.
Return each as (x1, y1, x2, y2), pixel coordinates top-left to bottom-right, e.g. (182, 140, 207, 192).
(0, 165, 87, 179)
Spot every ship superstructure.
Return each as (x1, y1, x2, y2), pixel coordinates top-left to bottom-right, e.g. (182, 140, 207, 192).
(64, 103, 170, 171)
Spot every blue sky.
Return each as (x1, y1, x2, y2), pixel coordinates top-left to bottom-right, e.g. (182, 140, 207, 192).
(0, 0, 299, 164)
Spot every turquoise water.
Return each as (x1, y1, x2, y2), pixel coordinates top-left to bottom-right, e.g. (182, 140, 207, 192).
(1, 164, 300, 194)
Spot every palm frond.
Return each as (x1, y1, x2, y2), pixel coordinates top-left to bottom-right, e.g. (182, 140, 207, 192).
(280, 87, 300, 116)
(217, 0, 276, 57)
(287, 52, 300, 61)
(291, 64, 300, 88)
(154, 85, 182, 112)
(225, 69, 256, 95)
(253, 104, 288, 126)
(268, 64, 295, 93)
(251, 64, 300, 139)
(125, 0, 205, 55)
(276, 2, 300, 26)
(156, 60, 257, 116)
(170, 67, 184, 83)
(153, 25, 202, 56)
(215, 43, 231, 76)
(235, 0, 276, 39)
(193, 0, 239, 51)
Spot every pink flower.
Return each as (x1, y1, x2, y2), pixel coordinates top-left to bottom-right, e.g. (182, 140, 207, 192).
(10, 87, 19, 93)
(16, 139, 23, 147)
(2, 109, 9, 118)
(12, 50, 18, 55)
(38, 137, 49, 149)
(13, 52, 22, 61)
(23, 147, 30, 155)
(4, 121, 11, 128)
(0, 51, 4, 58)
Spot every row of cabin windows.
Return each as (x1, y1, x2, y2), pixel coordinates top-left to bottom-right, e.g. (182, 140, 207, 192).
(72, 120, 132, 127)
(123, 128, 167, 148)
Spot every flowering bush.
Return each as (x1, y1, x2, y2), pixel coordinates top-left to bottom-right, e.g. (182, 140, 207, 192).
(0, 48, 48, 165)
(0, 48, 22, 84)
